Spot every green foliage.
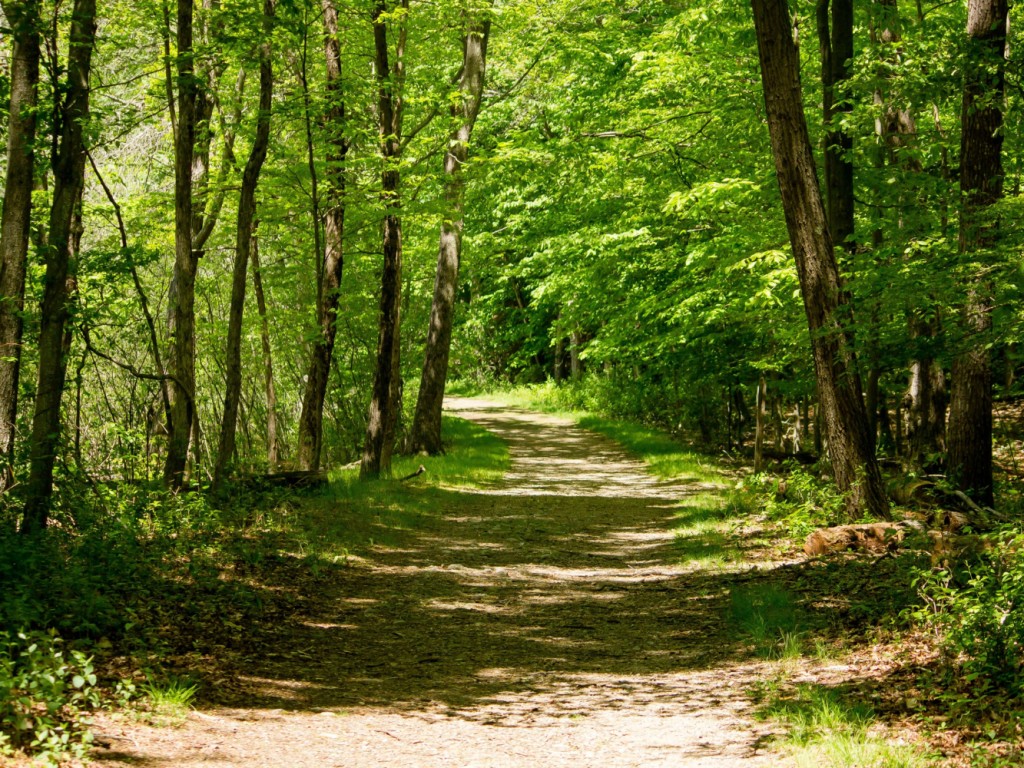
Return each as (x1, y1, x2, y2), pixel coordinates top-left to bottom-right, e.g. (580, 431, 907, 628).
(730, 583, 803, 659)
(754, 466, 848, 539)
(0, 631, 100, 764)
(140, 677, 198, 727)
(912, 530, 1024, 698)
(758, 684, 934, 768)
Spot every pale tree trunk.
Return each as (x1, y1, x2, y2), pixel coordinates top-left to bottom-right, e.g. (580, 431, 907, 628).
(751, 0, 889, 519)
(21, 0, 96, 533)
(296, 0, 348, 471)
(213, 0, 275, 490)
(360, 0, 407, 480)
(250, 236, 280, 468)
(408, 8, 491, 455)
(754, 376, 767, 473)
(0, 0, 40, 488)
(946, 0, 1008, 507)
(164, 0, 198, 489)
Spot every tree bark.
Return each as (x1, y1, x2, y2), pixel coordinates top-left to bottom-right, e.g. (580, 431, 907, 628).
(0, 0, 41, 488)
(20, 0, 96, 532)
(296, 0, 348, 471)
(213, 0, 275, 491)
(816, 0, 854, 249)
(163, 0, 199, 488)
(407, 9, 490, 455)
(360, 0, 407, 480)
(751, 0, 889, 519)
(754, 376, 767, 473)
(946, 0, 1008, 507)
(250, 235, 280, 468)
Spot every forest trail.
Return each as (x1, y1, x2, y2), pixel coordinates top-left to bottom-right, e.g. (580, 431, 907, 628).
(92, 399, 790, 767)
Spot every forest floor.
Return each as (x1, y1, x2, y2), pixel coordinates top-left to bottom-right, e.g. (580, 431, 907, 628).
(81, 398, 938, 768)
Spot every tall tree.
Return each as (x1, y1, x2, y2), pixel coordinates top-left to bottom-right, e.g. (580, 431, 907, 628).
(751, 0, 889, 518)
(295, 0, 348, 472)
(0, 0, 41, 488)
(213, 0, 276, 490)
(21, 0, 97, 532)
(360, 0, 407, 480)
(816, 0, 854, 249)
(946, 0, 1008, 507)
(164, 0, 199, 488)
(408, 4, 491, 455)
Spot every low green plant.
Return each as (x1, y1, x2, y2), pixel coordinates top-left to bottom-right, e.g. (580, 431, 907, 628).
(762, 684, 934, 768)
(758, 465, 847, 539)
(141, 676, 198, 727)
(911, 529, 1024, 699)
(0, 630, 100, 764)
(731, 583, 803, 658)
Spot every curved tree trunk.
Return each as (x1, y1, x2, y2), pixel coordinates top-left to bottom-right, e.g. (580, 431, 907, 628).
(408, 10, 491, 456)
(250, 236, 280, 468)
(21, 0, 96, 533)
(213, 0, 276, 491)
(296, 0, 348, 471)
(751, 0, 889, 519)
(360, 0, 407, 480)
(946, 0, 1008, 507)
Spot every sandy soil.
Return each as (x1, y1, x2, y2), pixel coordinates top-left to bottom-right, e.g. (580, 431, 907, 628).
(89, 398, 792, 767)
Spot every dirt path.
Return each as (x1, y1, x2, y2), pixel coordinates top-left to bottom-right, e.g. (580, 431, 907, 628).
(92, 399, 790, 767)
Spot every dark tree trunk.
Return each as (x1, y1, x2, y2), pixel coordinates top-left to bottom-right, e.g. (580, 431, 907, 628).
(751, 0, 889, 519)
(21, 0, 96, 533)
(296, 0, 348, 471)
(408, 11, 491, 455)
(164, 0, 198, 489)
(816, 0, 854, 249)
(754, 376, 767, 473)
(213, 0, 275, 491)
(250, 234, 280, 468)
(0, 0, 40, 488)
(360, 0, 407, 480)
(946, 0, 1008, 507)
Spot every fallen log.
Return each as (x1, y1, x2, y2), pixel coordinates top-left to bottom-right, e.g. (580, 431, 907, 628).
(261, 470, 329, 488)
(804, 521, 923, 557)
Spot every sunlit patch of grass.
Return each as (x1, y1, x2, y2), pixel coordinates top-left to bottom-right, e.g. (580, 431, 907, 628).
(760, 684, 935, 767)
(140, 677, 197, 727)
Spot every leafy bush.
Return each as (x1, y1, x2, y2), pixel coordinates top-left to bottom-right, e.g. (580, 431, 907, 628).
(913, 530, 1024, 697)
(758, 465, 847, 538)
(0, 631, 100, 764)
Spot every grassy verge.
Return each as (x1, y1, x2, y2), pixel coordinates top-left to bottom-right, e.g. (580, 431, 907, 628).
(0, 415, 508, 765)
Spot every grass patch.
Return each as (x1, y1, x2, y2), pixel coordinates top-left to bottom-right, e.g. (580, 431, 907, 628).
(730, 583, 804, 658)
(140, 677, 197, 727)
(759, 684, 935, 768)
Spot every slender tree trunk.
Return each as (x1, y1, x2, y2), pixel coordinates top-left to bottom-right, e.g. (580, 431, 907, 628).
(754, 376, 767, 473)
(360, 0, 407, 480)
(0, 0, 41, 488)
(407, 9, 491, 455)
(816, 0, 854, 248)
(751, 0, 889, 519)
(21, 0, 96, 533)
(250, 235, 280, 467)
(946, 0, 1008, 507)
(213, 0, 276, 490)
(164, 0, 198, 488)
(296, 0, 348, 471)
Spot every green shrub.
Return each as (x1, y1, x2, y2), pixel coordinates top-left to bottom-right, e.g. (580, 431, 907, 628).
(912, 530, 1024, 697)
(0, 630, 100, 764)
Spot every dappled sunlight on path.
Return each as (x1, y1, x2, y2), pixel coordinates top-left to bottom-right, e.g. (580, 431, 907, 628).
(93, 398, 790, 768)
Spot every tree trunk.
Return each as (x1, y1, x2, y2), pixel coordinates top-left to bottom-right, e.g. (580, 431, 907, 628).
(754, 376, 767, 473)
(213, 0, 275, 491)
(360, 0, 407, 480)
(751, 0, 889, 519)
(21, 0, 96, 533)
(408, 9, 491, 455)
(164, 0, 198, 489)
(296, 0, 348, 471)
(816, 0, 854, 249)
(946, 0, 1008, 507)
(250, 234, 280, 468)
(0, 0, 40, 488)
